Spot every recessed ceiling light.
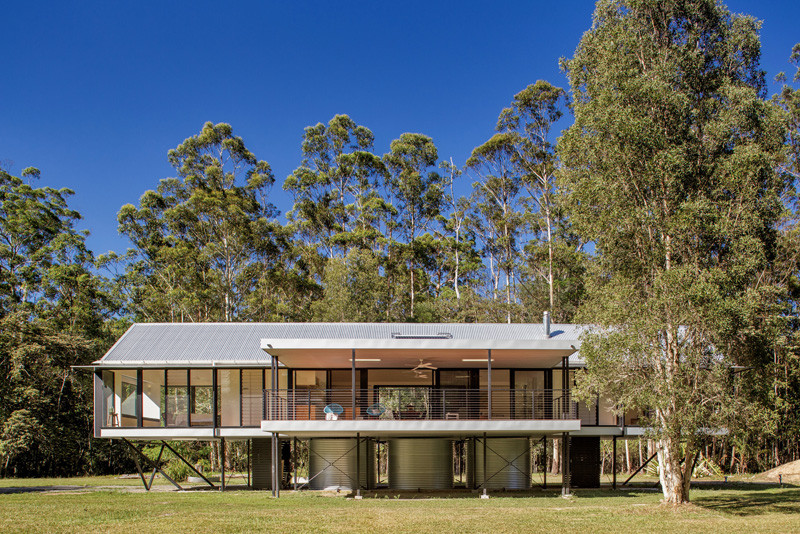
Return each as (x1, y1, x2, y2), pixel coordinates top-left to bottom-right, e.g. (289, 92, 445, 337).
(462, 358, 492, 362)
(355, 358, 381, 362)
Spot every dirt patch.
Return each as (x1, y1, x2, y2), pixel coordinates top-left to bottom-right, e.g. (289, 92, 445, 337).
(757, 459, 800, 483)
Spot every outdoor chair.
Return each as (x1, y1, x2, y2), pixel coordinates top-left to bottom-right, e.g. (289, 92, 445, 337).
(365, 403, 386, 418)
(323, 403, 344, 420)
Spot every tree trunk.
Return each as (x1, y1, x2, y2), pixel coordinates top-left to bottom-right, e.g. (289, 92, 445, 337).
(657, 436, 689, 503)
(551, 438, 561, 474)
(625, 439, 631, 473)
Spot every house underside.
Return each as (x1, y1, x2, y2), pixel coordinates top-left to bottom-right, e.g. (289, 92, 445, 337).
(89, 321, 644, 495)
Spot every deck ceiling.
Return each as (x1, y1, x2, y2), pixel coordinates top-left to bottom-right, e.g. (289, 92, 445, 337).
(263, 347, 575, 369)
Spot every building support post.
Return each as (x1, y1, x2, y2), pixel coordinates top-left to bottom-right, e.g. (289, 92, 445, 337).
(612, 436, 617, 490)
(561, 432, 571, 497)
(271, 432, 280, 497)
(482, 432, 488, 498)
(293, 437, 298, 491)
(542, 435, 547, 490)
(220, 437, 226, 491)
(247, 439, 251, 488)
(355, 432, 362, 498)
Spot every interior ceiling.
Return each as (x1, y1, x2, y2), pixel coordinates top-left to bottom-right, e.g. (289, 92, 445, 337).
(267, 348, 574, 369)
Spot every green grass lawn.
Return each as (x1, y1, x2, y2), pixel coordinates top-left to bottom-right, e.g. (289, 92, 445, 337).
(0, 479, 797, 533)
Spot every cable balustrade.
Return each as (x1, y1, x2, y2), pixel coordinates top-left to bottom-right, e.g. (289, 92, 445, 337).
(263, 388, 583, 422)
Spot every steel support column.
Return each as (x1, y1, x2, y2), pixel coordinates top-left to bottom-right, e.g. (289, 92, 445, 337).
(356, 432, 361, 496)
(482, 432, 487, 493)
(612, 436, 617, 490)
(542, 435, 547, 490)
(561, 432, 571, 497)
(293, 437, 298, 491)
(220, 437, 226, 491)
(271, 432, 280, 497)
(351, 348, 356, 420)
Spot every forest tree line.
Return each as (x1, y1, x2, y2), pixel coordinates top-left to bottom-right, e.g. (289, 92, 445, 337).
(0, 0, 798, 490)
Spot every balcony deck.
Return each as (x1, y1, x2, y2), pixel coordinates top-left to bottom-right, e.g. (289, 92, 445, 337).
(262, 388, 584, 437)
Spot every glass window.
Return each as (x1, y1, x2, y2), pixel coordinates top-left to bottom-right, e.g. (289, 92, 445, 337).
(190, 369, 214, 427)
(480, 370, 510, 419)
(166, 370, 188, 427)
(101, 370, 115, 427)
(294, 370, 326, 390)
(142, 370, 165, 427)
(514, 371, 546, 419)
(115, 371, 138, 427)
(598, 397, 617, 425)
(368, 369, 432, 387)
(438, 370, 470, 388)
(218, 369, 240, 427)
(242, 369, 263, 426)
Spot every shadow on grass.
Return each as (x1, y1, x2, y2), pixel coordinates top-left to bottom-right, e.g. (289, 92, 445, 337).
(0, 485, 86, 495)
(694, 486, 800, 516)
(342, 487, 655, 500)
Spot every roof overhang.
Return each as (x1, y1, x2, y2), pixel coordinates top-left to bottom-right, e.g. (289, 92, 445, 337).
(261, 338, 579, 369)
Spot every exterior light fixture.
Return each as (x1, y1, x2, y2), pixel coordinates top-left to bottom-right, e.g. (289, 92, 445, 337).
(355, 358, 381, 362)
(462, 358, 492, 362)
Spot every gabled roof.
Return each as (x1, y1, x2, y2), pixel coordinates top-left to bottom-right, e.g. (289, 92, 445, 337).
(94, 322, 590, 368)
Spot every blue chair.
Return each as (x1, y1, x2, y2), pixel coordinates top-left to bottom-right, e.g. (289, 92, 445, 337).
(365, 403, 386, 418)
(323, 403, 344, 420)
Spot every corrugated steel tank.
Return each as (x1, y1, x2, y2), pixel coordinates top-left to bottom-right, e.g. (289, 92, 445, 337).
(388, 438, 453, 490)
(251, 438, 274, 490)
(469, 437, 531, 490)
(308, 438, 374, 490)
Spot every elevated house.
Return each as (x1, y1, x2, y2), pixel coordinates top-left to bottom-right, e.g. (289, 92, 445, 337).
(90, 315, 644, 494)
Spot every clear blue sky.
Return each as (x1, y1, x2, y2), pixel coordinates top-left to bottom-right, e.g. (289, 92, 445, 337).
(2, 1, 798, 256)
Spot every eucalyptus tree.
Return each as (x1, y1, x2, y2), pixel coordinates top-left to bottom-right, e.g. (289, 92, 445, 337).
(383, 133, 444, 319)
(118, 122, 277, 322)
(497, 81, 567, 315)
(0, 165, 114, 476)
(770, 43, 800, 468)
(435, 159, 482, 304)
(284, 115, 388, 262)
(559, 0, 787, 503)
(466, 134, 525, 323)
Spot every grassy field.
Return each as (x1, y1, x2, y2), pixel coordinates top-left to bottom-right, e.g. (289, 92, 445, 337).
(0, 479, 797, 533)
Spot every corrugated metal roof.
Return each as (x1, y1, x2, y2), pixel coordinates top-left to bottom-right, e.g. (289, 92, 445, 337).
(96, 322, 591, 365)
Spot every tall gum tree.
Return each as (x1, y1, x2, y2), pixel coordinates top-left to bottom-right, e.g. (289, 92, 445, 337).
(497, 81, 567, 316)
(559, 0, 788, 503)
(118, 122, 276, 322)
(284, 115, 387, 262)
(467, 134, 524, 323)
(383, 133, 443, 319)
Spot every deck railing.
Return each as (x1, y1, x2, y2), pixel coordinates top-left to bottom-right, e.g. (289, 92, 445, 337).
(263, 388, 582, 422)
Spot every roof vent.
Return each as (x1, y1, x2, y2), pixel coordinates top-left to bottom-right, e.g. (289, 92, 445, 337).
(391, 332, 453, 339)
(543, 311, 551, 338)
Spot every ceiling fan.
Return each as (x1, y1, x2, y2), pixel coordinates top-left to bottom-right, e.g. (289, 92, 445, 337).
(412, 358, 437, 374)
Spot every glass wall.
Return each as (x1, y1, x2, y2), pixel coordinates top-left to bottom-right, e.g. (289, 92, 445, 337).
(218, 369, 240, 427)
(190, 369, 214, 427)
(514, 370, 546, 419)
(166, 370, 189, 427)
(101, 370, 115, 427)
(141, 370, 164, 427)
(115, 370, 138, 427)
(242, 369, 264, 426)
(480, 369, 510, 419)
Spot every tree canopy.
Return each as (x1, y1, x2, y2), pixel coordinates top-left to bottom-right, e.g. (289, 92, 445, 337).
(559, 0, 788, 503)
